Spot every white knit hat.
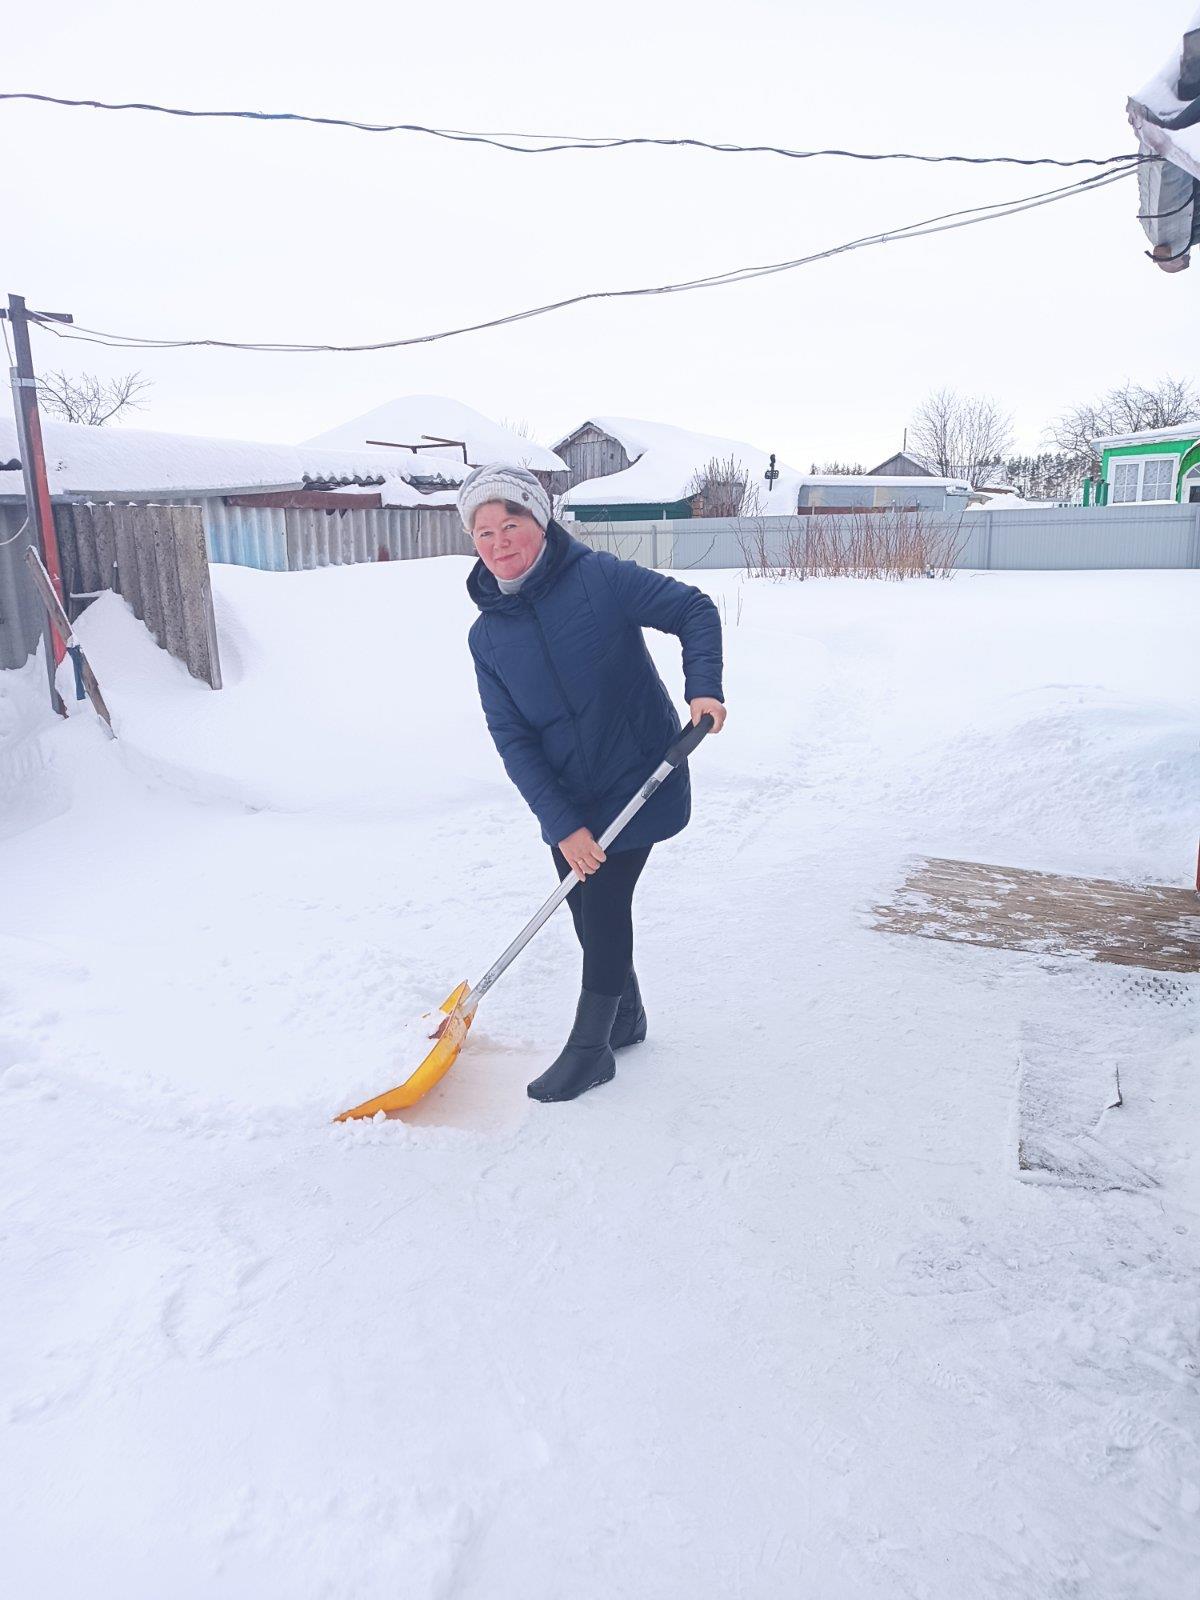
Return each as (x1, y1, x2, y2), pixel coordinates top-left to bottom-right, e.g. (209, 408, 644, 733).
(458, 464, 551, 532)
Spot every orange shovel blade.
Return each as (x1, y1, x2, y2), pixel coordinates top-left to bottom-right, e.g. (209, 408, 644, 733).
(334, 981, 476, 1121)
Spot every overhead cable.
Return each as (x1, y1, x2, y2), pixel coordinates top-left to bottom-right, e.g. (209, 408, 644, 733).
(0, 90, 1150, 170)
(28, 163, 1139, 357)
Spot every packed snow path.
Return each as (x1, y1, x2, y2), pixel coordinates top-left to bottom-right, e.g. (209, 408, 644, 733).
(2, 562, 1198, 1599)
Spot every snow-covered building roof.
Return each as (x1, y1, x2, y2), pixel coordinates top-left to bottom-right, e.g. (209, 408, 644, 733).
(1090, 420, 1200, 450)
(1128, 10, 1200, 181)
(800, 472, 971, 492)
(556, 415, 804, 509)
(305, 394, 567, 479)
(0, 415, 461, 507)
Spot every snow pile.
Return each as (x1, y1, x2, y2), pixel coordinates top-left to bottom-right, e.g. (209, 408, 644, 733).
(2, 559, 1198, 1598)
(305, 394, 567, 477)
(557, 414, 805, 509)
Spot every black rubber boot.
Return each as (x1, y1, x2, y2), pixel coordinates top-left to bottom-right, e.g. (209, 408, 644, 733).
(609, 968, 647, 1051)
(528, 989, 620, 1102)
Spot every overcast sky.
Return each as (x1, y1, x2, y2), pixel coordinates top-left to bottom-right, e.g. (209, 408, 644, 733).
(3, 0, 1195, 469)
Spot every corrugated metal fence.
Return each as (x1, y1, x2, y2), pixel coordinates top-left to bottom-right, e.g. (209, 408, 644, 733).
(572, 503, 1200, 572)
(203, 502, 471, 571)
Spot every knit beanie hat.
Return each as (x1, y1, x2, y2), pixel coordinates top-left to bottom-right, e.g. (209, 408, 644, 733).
(458, 464, 551, 533)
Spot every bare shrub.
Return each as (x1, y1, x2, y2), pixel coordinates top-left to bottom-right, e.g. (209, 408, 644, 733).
(685, 454, 764, 518)
(716, 589, 745, 628)
(740, 507, 966, 581)
(735, 519, 782, 580)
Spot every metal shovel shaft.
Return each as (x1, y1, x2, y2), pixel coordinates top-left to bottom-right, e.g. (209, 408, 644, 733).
(461, 714, 714, 1014)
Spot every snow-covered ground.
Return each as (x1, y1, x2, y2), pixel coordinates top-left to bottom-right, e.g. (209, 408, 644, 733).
(1, 559, 1197, 1599)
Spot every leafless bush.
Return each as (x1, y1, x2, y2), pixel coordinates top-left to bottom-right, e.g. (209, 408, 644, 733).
(739, 507, 966, 581)
(685, 454, 763, 518)
(736, 519, 783, 580)
(716, 589, 745, 628)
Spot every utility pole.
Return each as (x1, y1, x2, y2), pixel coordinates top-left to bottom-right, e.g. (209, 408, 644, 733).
(2, 292, 73, 714)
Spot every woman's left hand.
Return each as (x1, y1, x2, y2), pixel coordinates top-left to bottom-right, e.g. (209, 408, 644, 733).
(689, 697, 726, 733)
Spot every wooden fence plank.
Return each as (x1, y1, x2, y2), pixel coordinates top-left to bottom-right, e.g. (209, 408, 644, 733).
(92, 504, 118, 598)
(170, 505, 222, 688)
(70, 503, 101, 594)
(111, 505, 144, 617)
(52, 505, 83, 620)
(132, 503, 165, 643)
(151, 506, 187, 660)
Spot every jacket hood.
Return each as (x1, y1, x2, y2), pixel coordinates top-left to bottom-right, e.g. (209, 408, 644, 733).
(467, 519, 589, 614)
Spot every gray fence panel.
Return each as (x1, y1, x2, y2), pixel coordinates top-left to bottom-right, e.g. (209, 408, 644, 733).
(0, 505, 46, 670)
(981, 504, 1200, 570)
(953, 517, 990, 569)
(570, 506, 1200, 572)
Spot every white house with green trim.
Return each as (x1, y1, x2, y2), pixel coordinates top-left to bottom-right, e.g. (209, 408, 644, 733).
(1091, 423, 1200, 506)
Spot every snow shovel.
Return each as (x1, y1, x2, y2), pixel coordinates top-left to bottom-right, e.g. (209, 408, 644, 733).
(334, 713, 715, 1121)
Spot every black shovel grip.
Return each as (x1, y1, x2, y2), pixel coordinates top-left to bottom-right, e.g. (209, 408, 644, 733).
(664, 711, 715, 767)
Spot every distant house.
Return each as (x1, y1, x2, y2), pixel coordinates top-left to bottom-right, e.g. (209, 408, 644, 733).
(1091, 423, 1200, 505)
(555, 416, 802, 521)
(796, 474, 971, 515)
(306, 395, 569, 496)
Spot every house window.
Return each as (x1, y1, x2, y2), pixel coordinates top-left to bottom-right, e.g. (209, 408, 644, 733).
(1110, 461, 1139, 503)
(1109, 456, 1177, 504)
(1141, 458, 1175, 500)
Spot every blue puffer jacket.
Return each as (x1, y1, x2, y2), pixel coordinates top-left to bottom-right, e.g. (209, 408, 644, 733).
(467, 521, 724, 852)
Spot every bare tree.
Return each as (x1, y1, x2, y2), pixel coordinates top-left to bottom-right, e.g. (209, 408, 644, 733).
(909, 389, 1013, 485)
(1048, 377, 1200, 480)
(809, 459, 866, 475)
(684, 453, 763, 517)
(496, 415, 543, 473)
(37, 370, 152, 426)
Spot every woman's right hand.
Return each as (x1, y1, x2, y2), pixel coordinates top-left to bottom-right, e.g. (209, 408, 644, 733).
(559, 827, 606, 880)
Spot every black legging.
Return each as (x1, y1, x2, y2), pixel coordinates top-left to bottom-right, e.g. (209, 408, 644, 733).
(551, 845, 652, 997)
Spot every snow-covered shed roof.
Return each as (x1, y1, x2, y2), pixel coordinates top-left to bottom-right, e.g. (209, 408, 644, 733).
(1128, 10, 1200, 181)
(0, 415, 461, 506)
(800, 473, 970, 492)
(556, 415, 803, 508)
(1091, 421, 1200, 450)
(305, 394, 567, 476)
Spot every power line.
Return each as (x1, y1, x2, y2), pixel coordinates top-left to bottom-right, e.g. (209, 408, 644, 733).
(0, 90, 1150, 170)
(28, 162, 1138, 357)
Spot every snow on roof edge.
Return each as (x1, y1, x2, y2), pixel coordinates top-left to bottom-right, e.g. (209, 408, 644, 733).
(1091, 421, 1200, 449)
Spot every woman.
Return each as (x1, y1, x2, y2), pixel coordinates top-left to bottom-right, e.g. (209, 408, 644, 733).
(462, 463, 726, 1103)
